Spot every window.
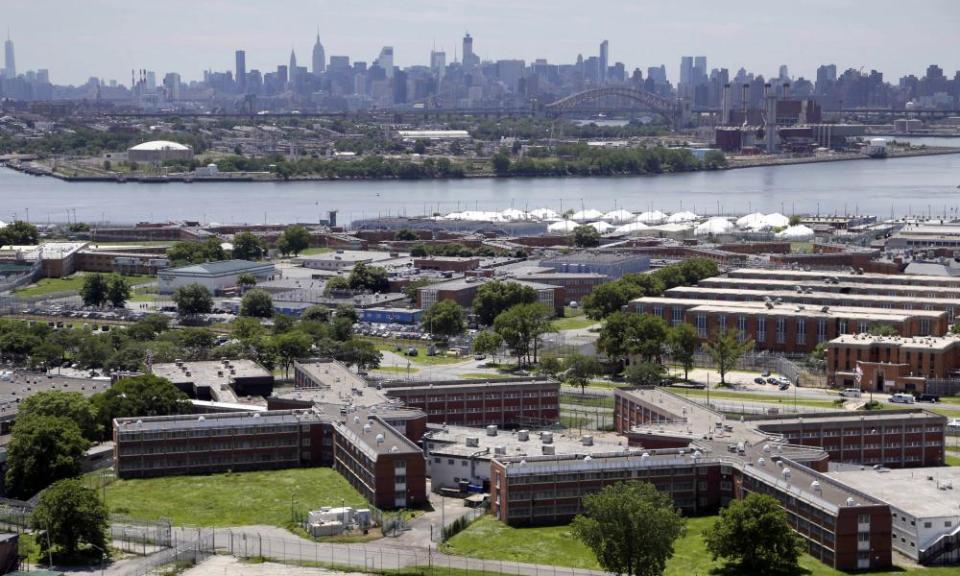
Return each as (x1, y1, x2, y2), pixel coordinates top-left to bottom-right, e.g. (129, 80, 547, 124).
(817, 319, 827, 343)
(797, 319, 806, 345)
(672, 306, 683, 326)
(737, 315, 747, 341)
(920, 318, 930, 335)
(839, 319, 848, 334)
(757, 318, 766, 342)
(858, 321, 869, 334)
(776, 317, 786, 344)
(696, 314, 707, 338)
(718, 315, 727, 333)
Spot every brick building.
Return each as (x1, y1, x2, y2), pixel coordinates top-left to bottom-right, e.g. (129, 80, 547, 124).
(827, 334, 960, 393)
(413, 257, 481, 272)
(150, 359, 275, 403)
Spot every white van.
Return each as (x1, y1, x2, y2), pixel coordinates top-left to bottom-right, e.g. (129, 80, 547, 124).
(889, 393, 916, 404)
(839, 388, 862, 399)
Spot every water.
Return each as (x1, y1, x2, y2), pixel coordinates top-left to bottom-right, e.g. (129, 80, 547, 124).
(2, 137, 959, 226)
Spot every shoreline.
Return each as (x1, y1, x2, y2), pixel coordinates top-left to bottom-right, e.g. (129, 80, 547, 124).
(2, 146, 958, 184)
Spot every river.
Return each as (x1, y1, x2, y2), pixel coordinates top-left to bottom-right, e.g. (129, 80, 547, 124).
(1, 138, 958, 226)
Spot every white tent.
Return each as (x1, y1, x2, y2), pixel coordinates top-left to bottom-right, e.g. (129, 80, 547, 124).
(763, 212, 790, 229)
(649, 223, 693, 233)
(529, 208, 560, 220)
(775, 225, 816, 240)
(667, 211, 699, 223)
(500, 208, 529, 221)
(635, 210, 667, 224)
(736, 212, 767, 229)
(601, 209, 635, 223)
(587, 221, 616, 233)
(694, 217, 735, 236)
(613, 222, 650, 235)
(547, 220, 579, 233)
(570, 209, 604, 222)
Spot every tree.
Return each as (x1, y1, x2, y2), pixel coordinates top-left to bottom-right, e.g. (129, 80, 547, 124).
(232, 231, 266, 261)
(705, 493, 804, 575)
(172, 283, 213, 317)
(0, 220, 39, 245)
(625, 361, 667, 386)
(278, 224, 311, 256)
(868, 324, 898, 337)
(704, 330, 754, 385)
(493, 302, 554, 366)
(5, 415, 90, 497)
(31, 478, 108, 558)
(80, 273, 110, 308)
(107, 275, 131, 308)
(340, 338, 382, 372)
(274, 331, 313, 378)
(232, 316, 264, 343)
(473, 281, 538, 326)
(668, 323, 699, 381)
(492, 150, 511, 175)
(788, 214, 802, 226)
(0, 331, 41, 363)
(300, 305, 331, 323)
(394, 228, 418, 241)
(537, 355, 564, 377)
(422, 300, 466, 339)
(19, 391, 100, 441)
(335, 304, 359, 323)
(564, 353, 602, 393)
(324, 276, 350, 295)
(571, 481, 685, 576)
(472, 331, 502, 358)
(236, 272, 257, 291)
(625, 314, 670, 364)
(702, 149, 727, 169)
(348, 262, 390, 293)
(413, 139, 428, 154)
(90, 374, 190, 438)
(583, 282, 645, 320)
(240, 289, 274, 318)
(574, 225, 601, 248)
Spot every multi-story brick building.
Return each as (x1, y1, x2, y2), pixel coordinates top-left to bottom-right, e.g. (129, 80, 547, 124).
(826, 334, 960, 393)
(631, 297, 947, 354)
(418, 277, 564, 316)
(113, 405, 427, 510)
(700, 275, 960, 301)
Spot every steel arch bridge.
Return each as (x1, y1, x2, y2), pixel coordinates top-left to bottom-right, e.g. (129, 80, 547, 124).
(544, 86, 682, 120)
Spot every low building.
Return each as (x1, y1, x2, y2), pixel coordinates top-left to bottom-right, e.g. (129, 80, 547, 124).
(413, 257, 481, 273)
(296, 250, 397, 272)
(540, 252, 650, 279)
(149, 359, 275, 403)
(522, 272, 608, 303)
(157, 259, 275, 294)
(826, 466, 960, 565)
(417, 277, 563, 317)
(358, 307, 423, 325)
(827, 334, 960, 393)
(127, 140, 194, 163)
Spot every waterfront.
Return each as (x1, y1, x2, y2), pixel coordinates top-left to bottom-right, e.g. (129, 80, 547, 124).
(2, 138, 959, 226)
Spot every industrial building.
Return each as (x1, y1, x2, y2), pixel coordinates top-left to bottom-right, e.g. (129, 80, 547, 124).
(540, 252, 650, 279)
(157, 259, 275, 294)
(149, 359, 275, 403)
(126, 140, 194, 163)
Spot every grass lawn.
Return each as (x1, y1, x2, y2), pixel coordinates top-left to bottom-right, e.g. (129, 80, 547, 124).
(947, 454, 960, 466)
(458, 372, 504, 379)
(297, 247, 333, 256)
(560, 394, 614, 409)
(442, 516, 957, 576)
(551, 316, 599, 332)
(103, 468, 367, 527)
(365, 338, 467, 366)
(14, 273, 154, 298)
(665, 387, 843, 410)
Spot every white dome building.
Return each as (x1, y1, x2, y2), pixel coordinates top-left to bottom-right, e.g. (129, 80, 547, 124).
(601, 209, 634, 224)
(547, 220, 579, 233)
(529, 208, 560, 220)
(635, 210, 667, 224)
(570, 209, 604, 222)
(762, 213, 790, 229)
(694, 217, 735, 236)
(127, 140, 194, 163)
(776, 225, 816, 240)
(500, 208, 529, 221)
(614, 222, 650, 235)
(667, 211, 699, 223)
(587, 221, 615, 234)
(736, 212, 766, 229)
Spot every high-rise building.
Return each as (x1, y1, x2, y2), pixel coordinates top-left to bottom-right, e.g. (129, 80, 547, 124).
(430, 49, 446, 78)
(778, 64, 790, 81)
(288, 50, 298, 88)
(376, 46, 394, 79)
(694, 56, 707, 83)
(599, 40, 609, 84)
(146, 71, 157, 91)
(235, 50, 247, 93)
(4, 32, 15, 79)
(462, 33, 479, 72)
(679, 56, 693, 86)
(163, 72, 181, 100)
(312, 31, 325, 75)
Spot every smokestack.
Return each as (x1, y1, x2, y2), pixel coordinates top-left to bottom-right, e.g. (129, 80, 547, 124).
(740, 83, 749, 123)
(765, 83, 778, 153)
(721, 83, 732, 126)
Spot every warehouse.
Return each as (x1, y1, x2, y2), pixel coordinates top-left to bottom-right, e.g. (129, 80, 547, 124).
(158, 259, 275, 294)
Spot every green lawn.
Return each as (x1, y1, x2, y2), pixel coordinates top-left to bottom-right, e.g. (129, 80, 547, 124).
(103, 468, 368, 527)
(442, 515, 958, 576)
(551, 316, 599, 332)
(458, 372, 503, 379)
(365, 338, 467, 366)
(14, 273, 154, 298)
(559, 394, 614, 409)
(297, 247, 333, 256)
(665, 387, 845, 410)
(947, 454, 960, 466)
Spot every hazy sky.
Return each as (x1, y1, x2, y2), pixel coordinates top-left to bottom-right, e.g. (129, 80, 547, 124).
(4, 0, 959, 86)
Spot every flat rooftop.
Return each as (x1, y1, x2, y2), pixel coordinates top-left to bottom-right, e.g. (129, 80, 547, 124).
(701, 276, 960, 297)
(829, 334, 960, 351)
(728, 267, 960, 286)
(288, 360, 389, 407)
(152, 360, 272, 385)
(161, 259, 273, 276)
(634, 296, 945, 321)
(115, 408, 323, 434)
(664, 286, 960, 308)
(826, 466, 960, 518)
(423, 425, 626, 459)
(296, 250, 399, 264)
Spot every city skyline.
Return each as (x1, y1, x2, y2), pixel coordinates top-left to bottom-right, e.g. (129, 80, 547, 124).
(2, 0, 959, 86)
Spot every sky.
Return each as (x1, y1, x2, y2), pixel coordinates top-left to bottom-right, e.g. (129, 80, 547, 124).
(3, 0, 959, 86)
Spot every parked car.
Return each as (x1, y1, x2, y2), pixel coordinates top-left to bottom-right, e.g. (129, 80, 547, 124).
(753, 377, 766, 385)
(406, 347, 419, 357)
(918, 393, 940, 403)
(766, 377, 778, 385)
(839, 388, 862, 399)
(889, 393, 916, 404)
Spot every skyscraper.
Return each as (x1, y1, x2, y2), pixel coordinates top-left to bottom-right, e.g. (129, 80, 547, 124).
(4, 32, 15, 79)
(599, 40, 609, 84)
(679, 56, 693, 86)
(430, 49, 446, 78)
(462, 33, 479, 72)
(289, 49, 298, 87)
(312, 31, 325, 75)
(235, 50, 247, 94)
(376, 46, 394, 79)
